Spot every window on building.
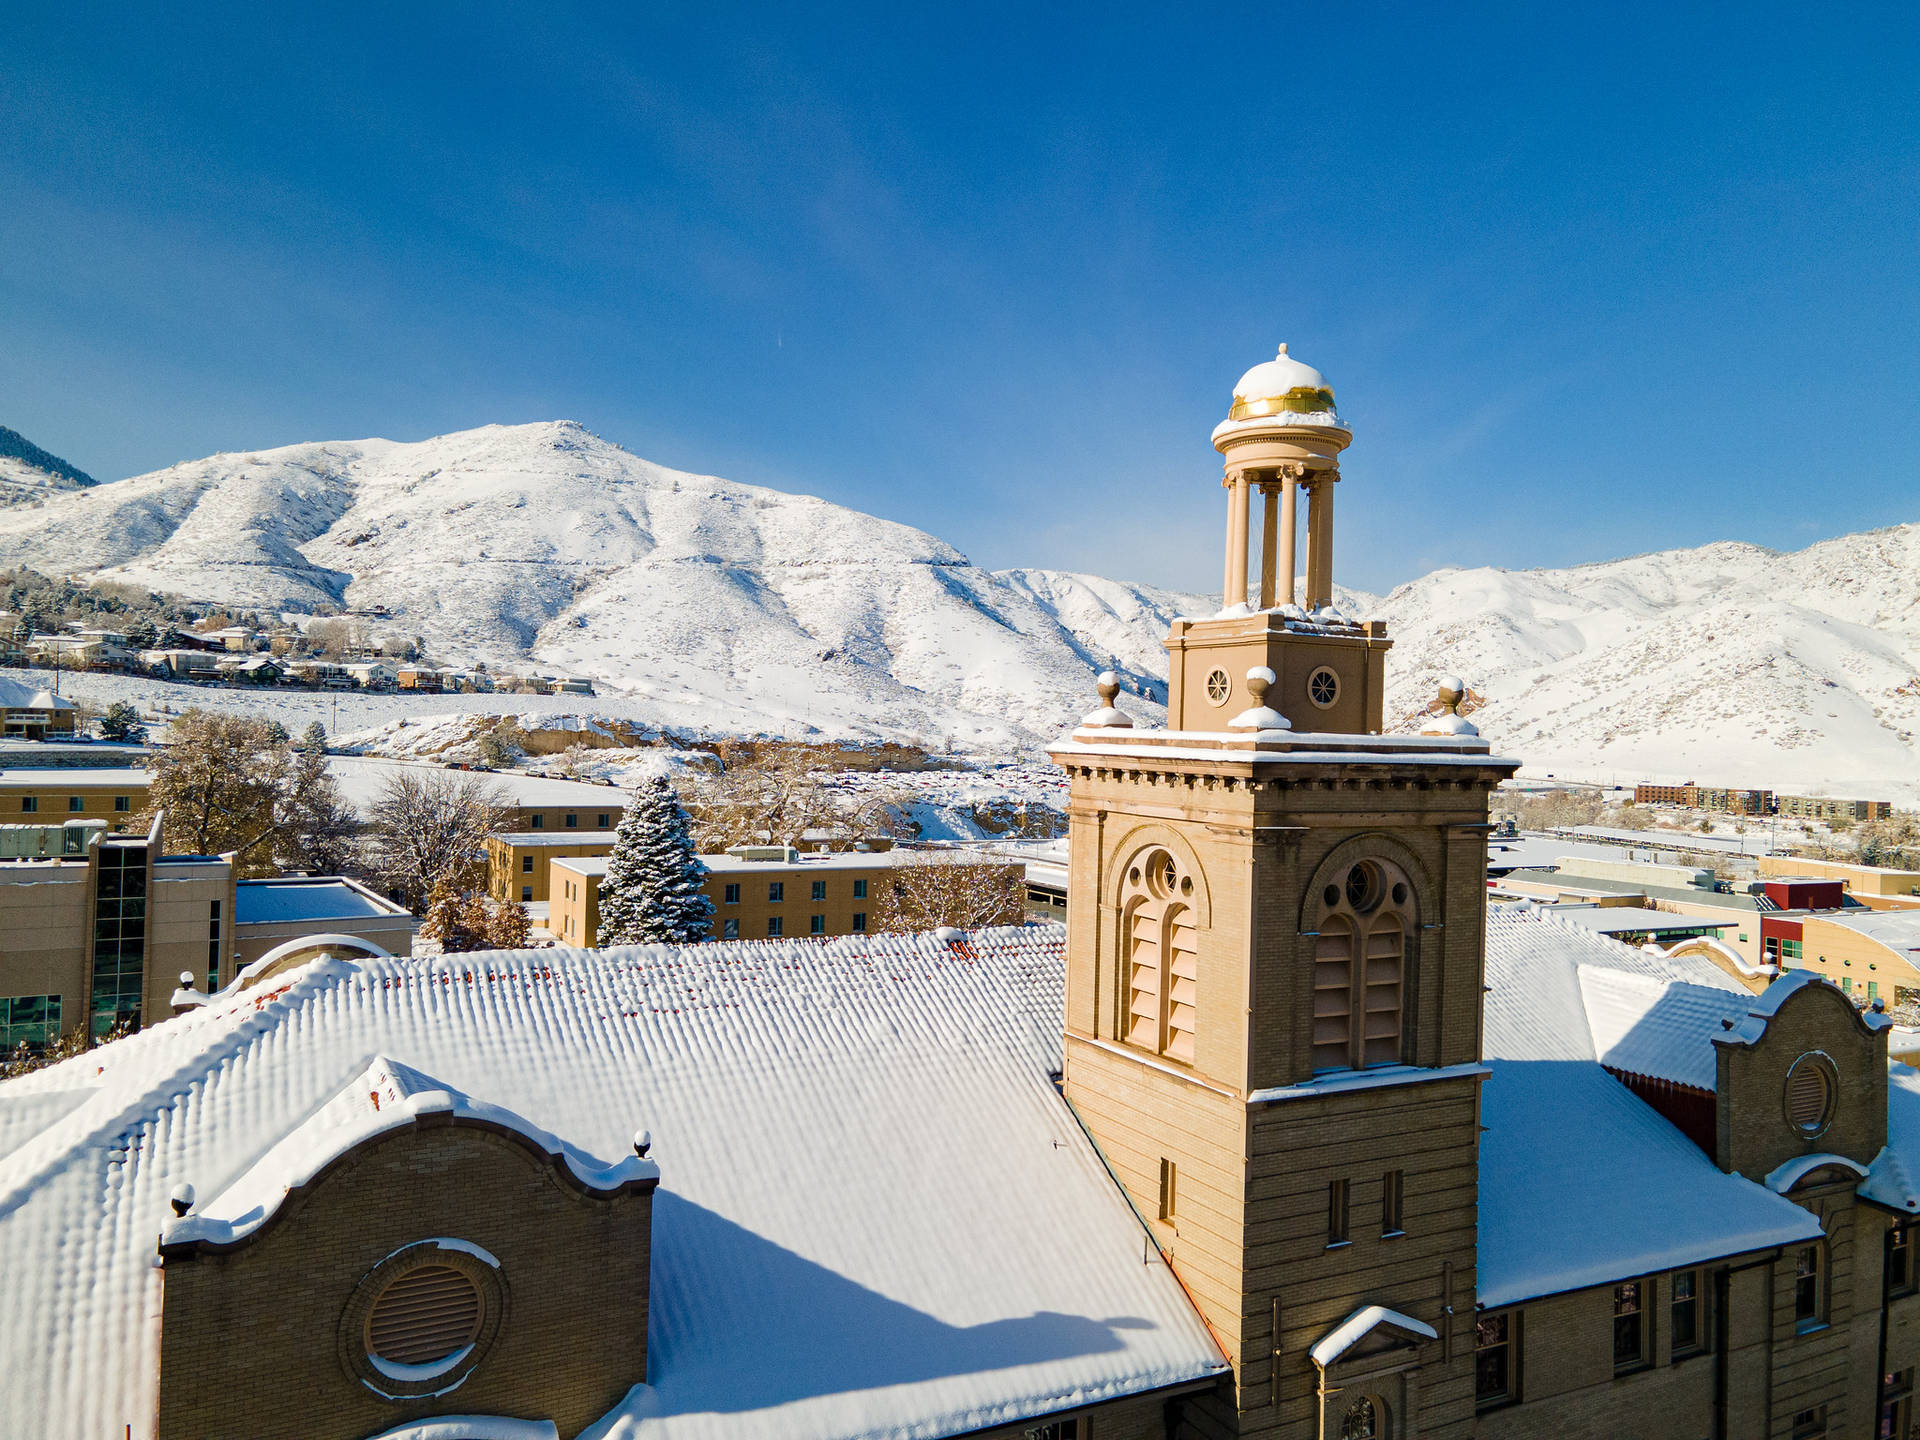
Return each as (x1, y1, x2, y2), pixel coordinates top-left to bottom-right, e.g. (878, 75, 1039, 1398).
(114, 795, 130, 812)
(1871, 981, 1882, 1001)
(852, 912, 866, 933)
(810, 914, 825, 935)
(1339, 1397, 1378, 1440)
(724, 883, 740, 904)
(206, 899, 222, 992)
(1021, 1420, 1080, 1440)
(1671, 1269, 1703, 1356)
(1791, 1407, 1827, 1440)
(530, 815, 545, 829)
(1612, 1281, 1646, 1371)
(521, 886, 532, 902)
(769, 882, 784, 903)
(1328, 1178, 1350, 1247)
(1310, 858, 1414, 1071)
(1119, 849, 1199, 1064)
(1158, 1158, 1176, 1220)
(564, 813, 577, 828)
(596, 813, 609, 828)
(1784, 939, 1804, 959)
(521, 855, 535, 874)
(67, 796, 84, 812)
(1882, 1370, 1913, 1440)
(1796, 1244, 1826, 1329)
(853, 878, 867, 899)
(767, 917, 783, 937)
(19, 797, 35, 813)
(90, 840, 148, 1036)
(0, 994, 62, 1049)
(722, 918, 739, 939)
(1893, 1221, 1916, 1298)
(1475, 1312, 1515, 1409)
(811, 879, 827, 902)
(1380, 1169, 1405, 1236)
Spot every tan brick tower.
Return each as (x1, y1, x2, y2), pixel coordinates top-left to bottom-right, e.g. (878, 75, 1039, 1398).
(1051, 348, 1518, 1440)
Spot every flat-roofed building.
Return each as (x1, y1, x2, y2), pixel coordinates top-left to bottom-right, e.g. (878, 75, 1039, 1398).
(1760, 854, 1920, 904)
(484, 830, 619, 904)
(550, 846, 1023, 946)
(231, 877, 414, 971)
(327, 756, 627, 837)
(1777, 792, 1895, 821)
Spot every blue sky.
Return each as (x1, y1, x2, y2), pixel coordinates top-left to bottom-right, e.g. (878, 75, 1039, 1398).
(1, 3, 1915, 596)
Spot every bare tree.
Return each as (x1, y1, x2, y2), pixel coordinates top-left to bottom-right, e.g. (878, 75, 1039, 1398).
(141, 710, 302, 877)
(368, 769, 512, 911)
(870, 852, 1027, 933)
(685, 745, 913, 850)
(275, 741, 361, 875)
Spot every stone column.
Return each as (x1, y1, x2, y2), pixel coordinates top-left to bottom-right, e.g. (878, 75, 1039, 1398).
(1223, 471, 1251, 610)
(1303, 477, 1325, 609)
(1279, 468, 1300, 609)
(1258, 481, 1280, 609)
(1315, 475, 1336, 607)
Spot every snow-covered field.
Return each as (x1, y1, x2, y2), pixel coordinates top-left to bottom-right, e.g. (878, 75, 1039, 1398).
(3, 417, 1916, 802)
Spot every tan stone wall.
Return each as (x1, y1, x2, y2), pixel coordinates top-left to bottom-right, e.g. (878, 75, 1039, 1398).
(0, 776, 149, 829)
(552, 862, 600, 947)
(1165, 616, 1390, 735)
(508, 801, 625, 835)
(1715, 979, 1887, 1182)
(1760, 855, 1920, 899)
(146, 860, 236, 1006)
(158, 1121, 651, 1440)
(0, 861, 89, 1039)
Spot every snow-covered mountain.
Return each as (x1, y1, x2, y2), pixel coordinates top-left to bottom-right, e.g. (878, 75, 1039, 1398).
(1373, 529, 1920, 803)
(1, 417, 1913, 799)
(0, 421, 1212, 750)
(0, 427, 96, 508)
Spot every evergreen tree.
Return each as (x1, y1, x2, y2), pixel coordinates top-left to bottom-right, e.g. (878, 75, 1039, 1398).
(299, 720, 329, 754)
(98, 701, 146, 744)
(596, 776, 714, 945)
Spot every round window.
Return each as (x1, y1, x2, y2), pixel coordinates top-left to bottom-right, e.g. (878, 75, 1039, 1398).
(1342, 1397, 1379, 1440)
(1308, 667, 1339, 709)
(1785, 1054, 1836, 1136)
(340, 1239, 507, 1401)
(1204, 668, 1231, 707)
(367, 1264, 482, 1371)
(1344, 862, 1383, 914)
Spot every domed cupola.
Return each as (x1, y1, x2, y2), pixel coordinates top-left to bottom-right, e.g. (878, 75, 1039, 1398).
(1226, 343, 1340, 422)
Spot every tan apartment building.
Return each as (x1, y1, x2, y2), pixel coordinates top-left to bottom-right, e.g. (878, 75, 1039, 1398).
(0, 766, 152, 828)
(1634, 782, 1774, 814)
(1779, 793, 1895, 822)
(550, 846, 1022, 945)
(485, 830, 619, 904)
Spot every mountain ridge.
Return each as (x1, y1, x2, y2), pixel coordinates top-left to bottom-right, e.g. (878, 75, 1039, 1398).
(0, 418, 1913, 800)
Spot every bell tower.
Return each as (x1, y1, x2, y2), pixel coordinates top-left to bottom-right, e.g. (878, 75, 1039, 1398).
(1164, 345, 1393, 736)
(1052, 348, 1518, 1440)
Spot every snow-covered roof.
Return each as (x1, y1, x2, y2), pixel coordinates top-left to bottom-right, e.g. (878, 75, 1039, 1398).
(0, 927, 1224, 1439)
(326, 756, 628, 815)
(1478, 909, 1822, 1306)
(162, 1055, 657, 1250)
(0, 767, 150, 788)
(1579, 969, 1749, 1090)
(1818, 908, 1920, 950)
(0, 675, 76, 709)
(1864, 1065, 1920, 1214)
(1307, 1306, 1437, 1368)
(233, 877, 406, 925)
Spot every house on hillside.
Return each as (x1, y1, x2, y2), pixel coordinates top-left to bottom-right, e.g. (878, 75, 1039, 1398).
(0, 676, 76, 738)
(343, 660, 397, 690)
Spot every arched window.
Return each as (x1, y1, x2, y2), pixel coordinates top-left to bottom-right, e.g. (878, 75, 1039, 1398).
(1121, 849, 1198, 1063)
(1311, 856, 1414, 1073)
(1341, 1395, 1382, 1440)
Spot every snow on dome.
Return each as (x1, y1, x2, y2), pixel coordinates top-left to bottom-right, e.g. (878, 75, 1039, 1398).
(1228, 343, 1339, 422)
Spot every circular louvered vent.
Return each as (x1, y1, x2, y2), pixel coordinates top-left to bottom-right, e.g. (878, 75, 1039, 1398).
(366, 1264, 483, 1367)
(1786, 1055, 1835, 1135)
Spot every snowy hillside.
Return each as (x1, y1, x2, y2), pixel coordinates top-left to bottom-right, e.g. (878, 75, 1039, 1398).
(0, 422, 1208, 751)
(4, 418, 1915, 798)
(1376, 528, 1920, 803)
(0, 426, 96, 508)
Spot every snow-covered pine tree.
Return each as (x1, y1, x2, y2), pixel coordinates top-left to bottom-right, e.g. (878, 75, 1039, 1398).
(595, 776, 715, 945)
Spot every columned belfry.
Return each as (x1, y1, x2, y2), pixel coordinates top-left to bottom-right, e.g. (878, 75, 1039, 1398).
(1052, 346, 1517, 1440)
(1165, 346, 1394, 736)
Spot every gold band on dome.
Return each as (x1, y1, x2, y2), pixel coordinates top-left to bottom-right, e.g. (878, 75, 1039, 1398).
(1227, 386, 1338, 421)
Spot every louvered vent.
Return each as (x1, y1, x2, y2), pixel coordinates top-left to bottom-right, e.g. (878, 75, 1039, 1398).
(366, 1264, 483, 1366)
(1787, 1060, 1833, 1132)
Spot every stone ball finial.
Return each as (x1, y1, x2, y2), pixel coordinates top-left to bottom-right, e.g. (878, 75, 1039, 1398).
(1079, 669, 1135, 729)
(1420, 675, 1479, 737)
(635, 1129, 652, 1159)
(1228, 666, 1290, 732)
(170, 1182, 195, 1217)
(178, 971, 195, 989)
